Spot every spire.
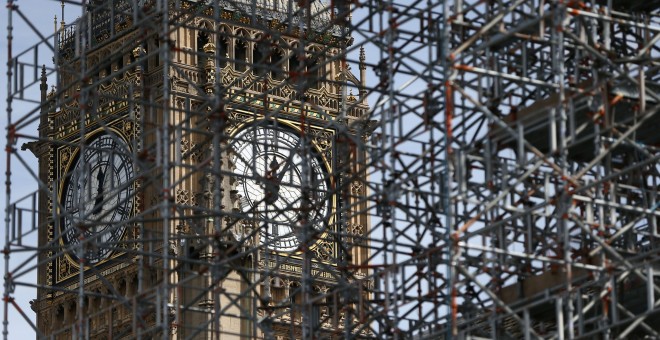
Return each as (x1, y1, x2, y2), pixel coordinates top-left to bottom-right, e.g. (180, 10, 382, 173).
(359, 47, 366, 100)
(60, 1, 65, 31)
(359, 46, 366, 71)
(38, 65, 49, 142)
(40, 65, 48, 101)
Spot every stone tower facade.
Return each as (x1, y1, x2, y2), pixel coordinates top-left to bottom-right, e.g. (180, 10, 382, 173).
(34, 0, 372, 339)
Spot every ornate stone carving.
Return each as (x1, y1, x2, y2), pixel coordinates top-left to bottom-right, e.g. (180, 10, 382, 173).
(281, 84, 293, 98)
(314, 241, 334, 262)
(313, 131, 332, 151)
(132, 46, 145, 59)
(345, 222, 365, 247)
(59, 147, 71, 164)
(350, 181, 363, 194)
(122, 120, 133, 135)
(175, 188, 197, 206)
(308, 128, 333, 161)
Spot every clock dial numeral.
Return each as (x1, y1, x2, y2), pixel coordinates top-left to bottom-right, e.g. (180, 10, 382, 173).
(115, 203, 130, 217)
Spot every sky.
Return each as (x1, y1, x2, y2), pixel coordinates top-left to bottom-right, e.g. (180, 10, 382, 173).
(2, 1, 74, 337)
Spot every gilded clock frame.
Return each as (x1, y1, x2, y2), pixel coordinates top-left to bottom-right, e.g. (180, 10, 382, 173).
(228, 113, 338, 262)
(55, 125, 138, 284)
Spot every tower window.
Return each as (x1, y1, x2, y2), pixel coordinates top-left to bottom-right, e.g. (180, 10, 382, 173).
(289, 51, 302, 83)
(218, 36, 229, 68)
(307, 54, 323, 89)
(114, 56, 122, 72)
(103, 57, 112, 81)
(153, 38, 160, 67)
(197, 31, 210, 66)
(253, 39, 270, 77)
(271, 49, 285, 80)
(235, 39, 248, 72)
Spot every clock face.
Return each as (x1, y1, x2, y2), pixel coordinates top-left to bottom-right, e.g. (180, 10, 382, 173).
(61, 133, 135, 265)
(231, 125, 330, 252)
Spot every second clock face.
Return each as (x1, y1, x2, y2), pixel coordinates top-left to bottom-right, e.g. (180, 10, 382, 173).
(61, 133, 135, 265)
(231, 125, 330, 252)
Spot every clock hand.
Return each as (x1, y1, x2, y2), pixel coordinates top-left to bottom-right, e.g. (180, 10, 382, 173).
(263, 158, 282, 205)
(92, 149, 114, 215)
(277, 185, 300, 208)
(261, 154, 300, 207)
(92, 168, 105, 215)
(275, 154, 296, 182)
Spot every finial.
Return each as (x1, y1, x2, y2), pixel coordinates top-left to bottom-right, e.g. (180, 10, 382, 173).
(40, 65, 48, 92)
(54, 15, 57, 34)
(48, 85, 57, 99)
(359, 47, 366, 71)
(132, 46, 145, 58)
(347, 90, 356, 102)
(60, 1, 66, 30)
(203, 42, 216, 54)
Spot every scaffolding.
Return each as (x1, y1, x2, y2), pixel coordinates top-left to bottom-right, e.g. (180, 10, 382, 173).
(4, 0, 660, 339)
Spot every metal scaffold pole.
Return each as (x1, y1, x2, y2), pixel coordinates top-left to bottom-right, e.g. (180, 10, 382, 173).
(3, 0, 660, 339)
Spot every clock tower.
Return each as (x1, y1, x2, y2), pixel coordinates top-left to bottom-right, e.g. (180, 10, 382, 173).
(35, 0, 372, 339)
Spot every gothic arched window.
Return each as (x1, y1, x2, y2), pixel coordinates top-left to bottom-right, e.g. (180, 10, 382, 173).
(253, 36, 270, 77)
(197, 30, 210, 66)
(235, 35, 248, 72)
(271, 48, 285, 80)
